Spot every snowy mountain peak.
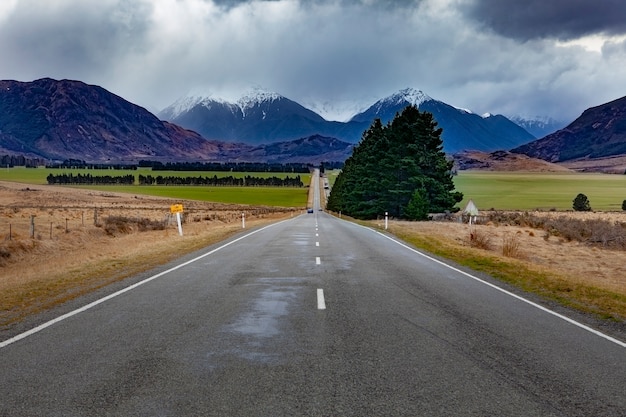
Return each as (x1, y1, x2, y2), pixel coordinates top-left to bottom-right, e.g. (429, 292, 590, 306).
(237, 87, 283, 112)
(162, 93, 233, 119)
(385, 87, 433, 107)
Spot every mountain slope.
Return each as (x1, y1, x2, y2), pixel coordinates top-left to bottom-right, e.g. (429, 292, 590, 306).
(511, 95, 626, 162)
(350, 88, 536, 153)
(508, 115, 565, 138)
(0, 78, 237, 162)
(161, 87, 535, 153)
(232, 134, 353, 164)
(159, 88, 365, 145)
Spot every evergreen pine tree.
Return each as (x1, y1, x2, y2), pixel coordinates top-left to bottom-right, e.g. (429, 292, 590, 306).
(327, 105, 462, 219)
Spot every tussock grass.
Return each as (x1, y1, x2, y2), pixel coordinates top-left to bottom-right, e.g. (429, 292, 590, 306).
(501, 232, 523, 258)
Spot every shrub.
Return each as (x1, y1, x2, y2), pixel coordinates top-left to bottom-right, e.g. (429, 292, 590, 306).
(573, 193, 592, 211)
(622, 199, 626, 211)
(102, 216, 166, 236)
(468, 228, 491, 250)
(480, 211, 626, 250)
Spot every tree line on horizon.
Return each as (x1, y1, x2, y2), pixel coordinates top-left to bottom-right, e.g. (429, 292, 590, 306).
(137, 174, 304, 187)
(138, 161, 314, 173)
(327, 105, 463, 220)
(46, 173, 135, 185)
(46, 172, 304, 187)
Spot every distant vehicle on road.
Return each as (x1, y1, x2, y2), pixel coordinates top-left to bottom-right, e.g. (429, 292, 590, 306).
(307, 208, 314, 213)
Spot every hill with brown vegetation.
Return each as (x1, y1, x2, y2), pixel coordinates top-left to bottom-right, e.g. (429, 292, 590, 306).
(0, 78, 246, 162)
(512, 95, 626, 167)
(452, 150, 572, 172)
(0, 78, 352, 164)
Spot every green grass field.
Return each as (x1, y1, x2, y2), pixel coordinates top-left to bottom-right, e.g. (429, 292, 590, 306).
(454, 171, 626, 211)
(0, 167, 310, 207)
(3, 167, 626, 211)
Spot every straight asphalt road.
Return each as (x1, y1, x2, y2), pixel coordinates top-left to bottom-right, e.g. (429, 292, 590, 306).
(1, 178, 625, 416)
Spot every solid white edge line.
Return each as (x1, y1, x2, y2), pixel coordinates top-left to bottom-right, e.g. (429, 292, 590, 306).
(370, 229, 626, 348)
(0, 220, 289, 349)
(317, 288, 326, 310)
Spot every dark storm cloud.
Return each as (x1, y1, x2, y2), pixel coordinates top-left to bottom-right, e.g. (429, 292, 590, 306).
(464, 0, 626, 41)
(1, 0, 625, 123)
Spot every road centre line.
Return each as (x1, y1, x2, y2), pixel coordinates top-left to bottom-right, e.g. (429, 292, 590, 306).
(372, 229, 626, 349)
(0, 220, 290, 349)
(317, 289, 326, 310)
(316, 257, 321, 265)
(316, 242, 320, 247)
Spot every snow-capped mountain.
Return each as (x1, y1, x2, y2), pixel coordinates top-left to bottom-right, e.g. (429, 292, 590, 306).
(159, 86, 536, 153)
(508, 115, 566, 138)
(159, 88, 365, 145)
(350, 88, 536, 153)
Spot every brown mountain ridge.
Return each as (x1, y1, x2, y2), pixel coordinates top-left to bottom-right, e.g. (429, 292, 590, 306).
(512, 95, 626, 168)
(0, 78, 242, 162)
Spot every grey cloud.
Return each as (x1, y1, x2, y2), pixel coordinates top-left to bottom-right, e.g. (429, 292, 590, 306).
(211, 0, 420, 10)
(0, 1, 151, 79)
(1, 0, 625, 124)
(463, 0, 626, 41)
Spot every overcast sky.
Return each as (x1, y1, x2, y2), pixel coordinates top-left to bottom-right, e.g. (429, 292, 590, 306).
(1, 0, 626, 122)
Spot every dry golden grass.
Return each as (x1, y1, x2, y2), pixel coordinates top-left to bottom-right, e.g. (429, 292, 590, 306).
(0, 181, 299, 328)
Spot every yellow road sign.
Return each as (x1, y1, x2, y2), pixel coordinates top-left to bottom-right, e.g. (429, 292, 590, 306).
(170, 204, 184, 214)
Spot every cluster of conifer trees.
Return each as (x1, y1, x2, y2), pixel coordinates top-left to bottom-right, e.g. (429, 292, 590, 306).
(46, 173, 134, 185)
(137, 174, 303, 187)
(327, 105, 462, 220)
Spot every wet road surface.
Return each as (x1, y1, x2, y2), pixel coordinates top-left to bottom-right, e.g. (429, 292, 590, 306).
(1, 210, 625, 416)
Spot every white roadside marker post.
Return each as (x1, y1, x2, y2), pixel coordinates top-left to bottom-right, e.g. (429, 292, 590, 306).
(176, 212, 183, 236)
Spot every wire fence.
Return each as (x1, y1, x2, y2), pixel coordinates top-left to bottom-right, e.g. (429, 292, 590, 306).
(0, 205, 296, 241)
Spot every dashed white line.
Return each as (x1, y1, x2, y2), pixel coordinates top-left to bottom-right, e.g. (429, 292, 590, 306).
(317, 288, 326, 310)
(316, 242, 320, 247)
(316, 256, 321, 265)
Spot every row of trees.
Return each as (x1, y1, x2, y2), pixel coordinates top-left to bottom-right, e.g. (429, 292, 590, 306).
(0, 154, 47, 168)
(46, 159, 138, 170)
(327, 105, 463, 220)
(138, 161, 313, 173)
(137, 174, 303, 187)
(46, 173, 303, 187)
(47, 173, 135, 185)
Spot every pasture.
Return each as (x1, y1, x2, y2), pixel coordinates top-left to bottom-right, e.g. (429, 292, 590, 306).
(454, 171, 626, 211)
(0, 167, 310, 207)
